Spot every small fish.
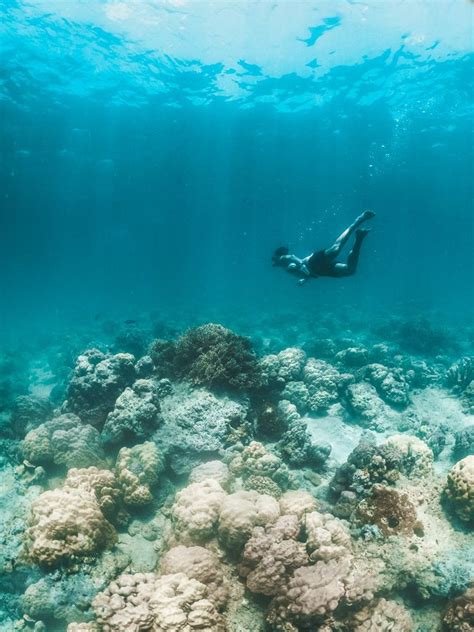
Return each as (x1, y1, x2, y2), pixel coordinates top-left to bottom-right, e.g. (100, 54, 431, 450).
(124, 319, 138, 325)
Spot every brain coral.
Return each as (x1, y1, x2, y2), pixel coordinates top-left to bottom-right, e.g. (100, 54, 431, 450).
(304, 511, 352, 562)
(160, 545, 229, 607)
(27, 486, 117, 566)
(228, 441, 294, 491)
(259, 347, 306, 387)
(443, 587, 474, 632)
(445, 456, 474, 523)
(239, 514, 308, 596)
(188, 460, 232, 490)
(350, 598, 413, 631)
(115, 441, 163, 507)
(268, 555, 381, 628)
(172, 479, 226, 543)
(101, 379, 161, 445)
(64, 349, 136, 427)
(383, 434, 433, 477)
(11, 394, 53, 436)
(22, 414, 106, 469)
(279, 490, 318, 518)
(93, 572, 224, 631)
(174, 323, 261, 391)
(64, 467, 123, 523)
(218, 490, 280, 552)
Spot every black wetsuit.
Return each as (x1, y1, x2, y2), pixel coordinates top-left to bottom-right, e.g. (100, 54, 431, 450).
(307, 250, 340, 278)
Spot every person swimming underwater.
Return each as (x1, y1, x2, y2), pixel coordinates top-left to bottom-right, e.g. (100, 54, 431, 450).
(272, 210, 375, 285)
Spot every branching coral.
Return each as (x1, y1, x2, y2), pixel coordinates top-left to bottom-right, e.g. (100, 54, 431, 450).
(446, 357, 474, 392)
(148, 338, 176, 378)
(22, 414, 106, 469)
(101, 379, 161, 445)
(64, 349, 136, 427)
(445, 456, 474, 523)
(174, 323, 261, 391)
(116, 441, 163, 507)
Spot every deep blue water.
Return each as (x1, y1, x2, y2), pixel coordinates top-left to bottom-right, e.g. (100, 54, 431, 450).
(0, 0, 473, 338)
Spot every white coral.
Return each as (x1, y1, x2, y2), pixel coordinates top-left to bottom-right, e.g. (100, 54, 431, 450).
(116, 441, 163, 506)
(172, 479, 226, 542)
(445, 456, 474, 522)
(218, 490, 280, 551)
(28, 486, 116, 566)
(304, 512, 351, 562)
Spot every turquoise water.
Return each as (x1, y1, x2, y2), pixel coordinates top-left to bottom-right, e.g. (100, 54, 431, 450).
(0, 2, 473, 631)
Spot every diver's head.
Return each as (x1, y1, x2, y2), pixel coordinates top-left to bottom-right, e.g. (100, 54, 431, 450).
(272, 246, 289, 267)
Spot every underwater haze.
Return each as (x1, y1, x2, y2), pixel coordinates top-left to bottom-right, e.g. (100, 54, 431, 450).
(1, 2, 474, 632)
(1, 0, 473, 335)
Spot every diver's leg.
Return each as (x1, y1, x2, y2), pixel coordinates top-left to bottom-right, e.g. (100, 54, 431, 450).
(324, 210, 375, 259)
(340, 228, 369, 275)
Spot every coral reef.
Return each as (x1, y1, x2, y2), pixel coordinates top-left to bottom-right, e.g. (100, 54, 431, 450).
(4, 314, 474, 632)
(101, 379, 161, 445)
(443, 587, 474, 631)
(92, 572, 224, 631)
(10, 395, 53, 437)
(159, 385, 249, 475)
(453, 426, 474, 460)
(172, 479, 226, 543)
(64, 349, 136, 427)
(115, 441, 163, 506)
(445, 456, 474, 523)
(27, 485, 117, 567)
(218, 490, 280, 553)
(174, 323, 261, 391)
(276, 418, 331, 468)
(22, 414, 107, 469)
(350, 598, 413, 631)
(160, 545, 229, 607)
(228, 441, 294, 491)
(364, 363, 410, 408)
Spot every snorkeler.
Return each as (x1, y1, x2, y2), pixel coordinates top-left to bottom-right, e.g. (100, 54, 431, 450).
(272, 210, 375, 285)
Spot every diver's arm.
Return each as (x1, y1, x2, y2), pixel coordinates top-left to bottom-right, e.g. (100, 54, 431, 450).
(280, 254, 303, 265)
